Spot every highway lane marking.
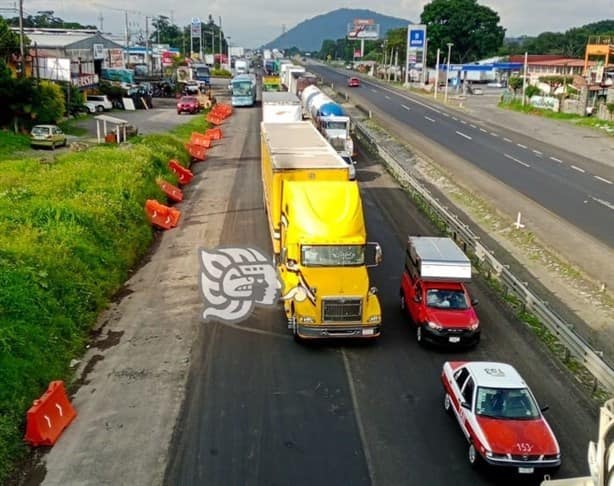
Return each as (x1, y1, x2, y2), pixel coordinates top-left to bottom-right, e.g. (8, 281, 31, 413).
(533, 150, 543, 155)
(470, 124, 477, 128)
(490, 132, 499, 137)
(517, 143, 528, 149)
(571, 165, 586, 173)
(456, 131, 473, 140)
(594, 175, 613, 185)
(342, 350, 376, 486)
(590, 196, 614, 211)
(424, 116, 436, 122)
(504, 137, 513, 143)
(442, 112, 450, 117)
(460, 120, 467, 124)
(401, 104, 411, 111)
(452, 116, 458, 121)
(549, 156, 563, 163)
(504, 153, 531, 168)
(479, 128, 488, 133)
(371, 89, 378, 93)
(385, 95, 391, 100)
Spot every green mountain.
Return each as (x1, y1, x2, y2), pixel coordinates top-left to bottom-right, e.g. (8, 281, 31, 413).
(262, 8, 412, 52)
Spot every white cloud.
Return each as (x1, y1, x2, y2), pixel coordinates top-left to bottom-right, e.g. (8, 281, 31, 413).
(11, 0, 614, 47)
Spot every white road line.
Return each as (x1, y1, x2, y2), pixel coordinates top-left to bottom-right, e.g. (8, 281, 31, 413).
(517, 143, 527, 149)
(452, 117, 458, 121)
(385, 95, 391, 100)
(402, 104, 411, 111)
(549, 156, 563, 163)
(371, 88, 377, 93)
(590, 196, 614, 211)
(460, 120, 467, 124)
(342, 350, 376, 486)
(424, 116, 436, 123)
(470, 124, 477, 128)
(533, 150, 543, 155)
(479, 128, 488, 133)
(490, 132, 499, 137)
(504, 153, 531, 168)
(594, 175, 613, 185)
(571, 165, 586, 173)
(442, 112, 450, 117)
(456, 131, 472, 140)
(504, 137, 513, 143)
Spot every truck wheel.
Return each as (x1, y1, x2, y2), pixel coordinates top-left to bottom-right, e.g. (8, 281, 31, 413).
(416, 326, 423, 344)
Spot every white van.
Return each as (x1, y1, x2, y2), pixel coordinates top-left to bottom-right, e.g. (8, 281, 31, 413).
(85, 94, 113, 113)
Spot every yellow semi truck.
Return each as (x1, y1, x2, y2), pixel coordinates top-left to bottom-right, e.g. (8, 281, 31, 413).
(261, 122, 382, 339)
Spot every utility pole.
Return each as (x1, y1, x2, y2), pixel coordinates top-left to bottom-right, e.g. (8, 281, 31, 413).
(434, 48, 440, 99)
(145, 16, 150, 75)
(125, 11, 129, 48)
(444, 43, 453, 103)
(98, 12, 104, 31)
(522, 51, 528, 106)
(219, 16, 222, 65)
(18, 0, 24, 77)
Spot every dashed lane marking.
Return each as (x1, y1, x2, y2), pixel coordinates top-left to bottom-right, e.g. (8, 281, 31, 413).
(590, 196, 614, 211)
(490, 132, 499, 137)
(456, 131, 472, 140)
(504, 153, 531, 168)
(424, 116, 436, 123)
(385, 95, 391, 100)
(517, 143, 527, 149)
(549, 156, 563, 163)
(479, 128, 488, 133)
(571, 165, 586, 173)
(594, 175, 613, 185)
(504, 137, 513, 143)
(402, 104, 411, 111)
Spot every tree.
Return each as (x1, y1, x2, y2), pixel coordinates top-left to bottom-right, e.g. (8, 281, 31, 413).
(420, 0, 505, 65)
(0, 17, 22, 65)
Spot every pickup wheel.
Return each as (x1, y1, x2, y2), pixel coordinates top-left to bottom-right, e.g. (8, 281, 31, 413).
(416, 325, 423, 344)
(399, 291, 406, 313)
(468, 443, 482, 469)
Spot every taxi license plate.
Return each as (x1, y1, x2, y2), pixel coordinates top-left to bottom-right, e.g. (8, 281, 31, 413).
(518, 467, 534, 474)
(449, 336, 460, 343)
(362, 329, 374, 336)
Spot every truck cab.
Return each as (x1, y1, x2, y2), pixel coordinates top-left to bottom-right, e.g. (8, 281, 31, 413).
(400, 236, 480, 346)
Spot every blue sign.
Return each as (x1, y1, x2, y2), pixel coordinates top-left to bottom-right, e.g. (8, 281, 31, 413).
(409, 29, 425, 48)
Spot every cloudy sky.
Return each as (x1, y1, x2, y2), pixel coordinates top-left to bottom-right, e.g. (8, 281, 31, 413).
(9, 0, 614, 47)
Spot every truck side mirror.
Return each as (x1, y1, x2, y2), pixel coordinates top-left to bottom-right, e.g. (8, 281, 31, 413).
(366, 242, 382, 267)
(471, 298, 479, 306)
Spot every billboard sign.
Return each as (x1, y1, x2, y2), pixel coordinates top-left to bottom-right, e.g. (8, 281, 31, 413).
(405, 24, 427, 83)
(93, 43, 106, 60)
(191, 17, 201, 38)
(347, 19, 380, 40)
(409, 27, 425, 48)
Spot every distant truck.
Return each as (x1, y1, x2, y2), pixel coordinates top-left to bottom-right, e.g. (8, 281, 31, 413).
(262, 92, 302, 123)
(262, 75, 281, 92)
(234, 59, 248, 75)
(191, 63, 211, 87)
(400, 236, 480, 346)
(261, 121, 382, 339)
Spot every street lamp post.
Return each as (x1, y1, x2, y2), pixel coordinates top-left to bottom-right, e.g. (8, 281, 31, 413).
(226, 36, 231, 71)
(444, 42, 453, 103)
(434, 48, 441, 100)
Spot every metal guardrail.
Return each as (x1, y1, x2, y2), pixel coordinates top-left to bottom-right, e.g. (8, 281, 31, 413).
(354, 121, 614, 395)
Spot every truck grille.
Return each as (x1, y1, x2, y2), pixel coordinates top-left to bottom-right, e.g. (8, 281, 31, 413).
(322, 298, 362, 322)
(329, 137, 346, 151)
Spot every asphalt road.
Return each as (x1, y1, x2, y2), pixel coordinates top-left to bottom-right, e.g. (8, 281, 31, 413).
(164, 104, 597, 485)
(306, 63, 614, 248)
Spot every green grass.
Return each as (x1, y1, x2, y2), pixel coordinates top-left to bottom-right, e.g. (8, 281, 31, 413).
(499, 99, 614, 135)
(0, 119, 202, 482)
(58, 118, 88, 136)
(0, 130, 32, 161)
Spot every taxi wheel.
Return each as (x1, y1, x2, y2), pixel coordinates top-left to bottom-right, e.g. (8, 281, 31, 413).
(443, 393, 453, 415)
(468, 443, 482, 469)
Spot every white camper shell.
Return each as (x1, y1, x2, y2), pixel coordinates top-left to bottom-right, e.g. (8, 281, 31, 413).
(406, 237, 472, 282)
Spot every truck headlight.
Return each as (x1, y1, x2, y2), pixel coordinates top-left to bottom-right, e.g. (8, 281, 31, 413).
(427, 321, 443, 330)
(298, 316, 315, 324)
(368, 315, 381, 323)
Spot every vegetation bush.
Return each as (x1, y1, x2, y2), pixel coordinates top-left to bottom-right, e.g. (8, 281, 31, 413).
(525, 85, 541, 99)
(31, 80, 65, 124)
(211, 68, 232, 78)
(0, 124, 199, 482)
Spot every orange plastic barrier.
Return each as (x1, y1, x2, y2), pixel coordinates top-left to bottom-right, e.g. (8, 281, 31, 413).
(168, 160, 194, 185)
(206, 113, 223, 126)
(187, 143, 207, 161)
(204, 127, 223, 141)
(190, 132, 212, 148)
(25, 381, 77, 446)
(157, 179, 183, 202)
(145, 199, 181, 230)
(212, 103, 232, 118)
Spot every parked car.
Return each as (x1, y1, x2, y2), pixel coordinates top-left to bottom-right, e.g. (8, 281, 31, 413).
(85, 94, 113, 113)
(347, 77, 360, 87)
(177, 96, 200, 115)
(441, 361, 561, 475)
(30, 125, 67, 149)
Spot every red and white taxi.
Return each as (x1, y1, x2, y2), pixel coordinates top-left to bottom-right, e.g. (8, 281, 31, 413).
(441, 361, 561, 474)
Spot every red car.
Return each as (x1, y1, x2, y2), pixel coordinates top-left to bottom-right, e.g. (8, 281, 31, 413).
(441, 361, 561, 475)
(347, 77, 360, 87)
(177, 96, 200, 115)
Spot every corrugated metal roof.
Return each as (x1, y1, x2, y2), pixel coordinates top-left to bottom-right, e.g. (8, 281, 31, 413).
(26, 33, 93, 48)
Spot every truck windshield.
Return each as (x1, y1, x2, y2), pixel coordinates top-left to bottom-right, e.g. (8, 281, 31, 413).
(196, 68, 210, 77)
(231, 81, 253, 96)
(324, 121, 348, 130)
(425, 289, 469, 310)
(301, 245, 364, 267)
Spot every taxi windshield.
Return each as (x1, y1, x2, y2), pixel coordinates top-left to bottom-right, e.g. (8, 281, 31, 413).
(475, 387, 540, 420)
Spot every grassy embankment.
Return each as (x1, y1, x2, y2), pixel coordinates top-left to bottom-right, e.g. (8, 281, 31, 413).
(0, 115, 206, 482)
